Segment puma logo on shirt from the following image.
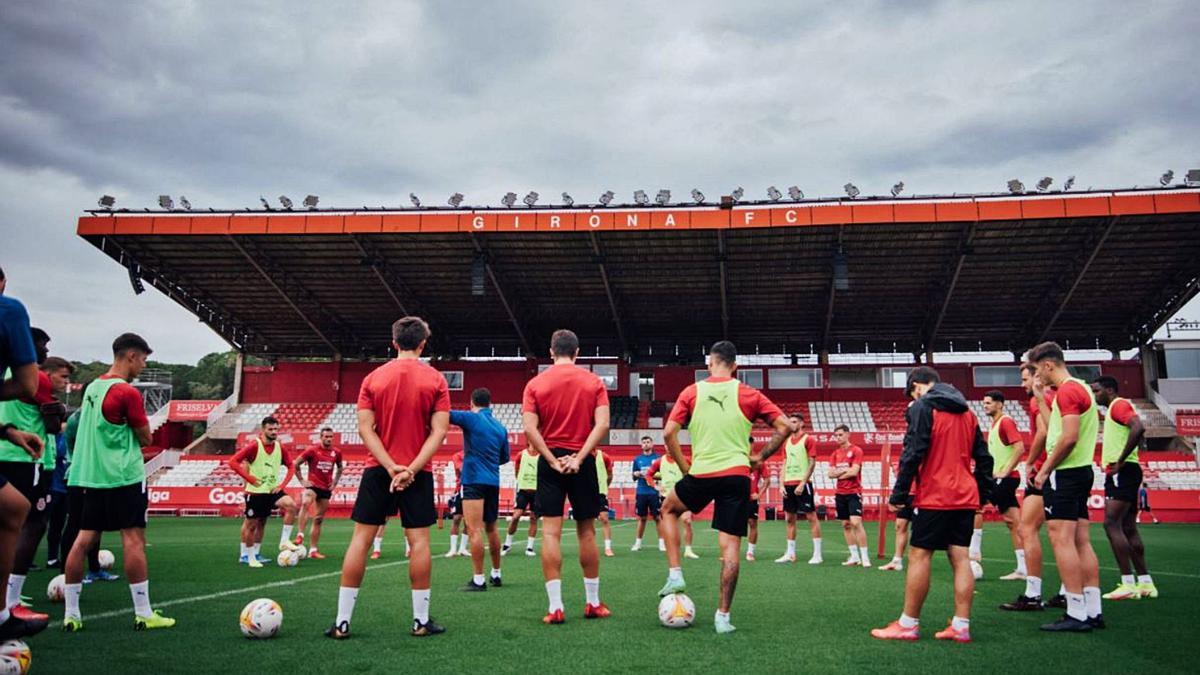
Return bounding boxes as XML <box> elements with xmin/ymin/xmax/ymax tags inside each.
<box><xmin>706</xmin><ymin>395</ymin><xmax>726</xmax><ymax>411</ymax></box>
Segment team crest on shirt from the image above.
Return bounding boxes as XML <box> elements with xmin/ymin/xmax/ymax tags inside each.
<box><xmin>247</xmin><ymin>508</ymin><xmax>255</xmax><ymax>517</ymax></box>
<box><xmin>37</xmin><ymin>497</ymin><xmax>47</xmax><ymax>511</ymax></box>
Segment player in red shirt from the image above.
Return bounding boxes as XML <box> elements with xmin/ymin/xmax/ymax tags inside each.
<box><xmin>829</xmin><ymin>425</ymin><xmax>870</xmax><ymax>567</ymax></box>
<box><xmin>522</xmin><ymin>329</ymin><xmax>610</xmax><ymax>624</ymax></box>
<box><xmin>881</xmin><ymin>401</ymin><xmax>916</xmax><ymax>572</ymax></box>
<box><xmin>871</xmin><ymin>367</ymin><xmax>992</xmax><ymax>643</ymax></box>
<box><xmin>291</xmin><ymin>427</ymin><xmax>344</xmax><ymax>559</ymax></box>
<box><xmin>1028</xmin><ymin>342</ymin><xmax>1104</xmax><ymax>632</ymax></box>
<box><xmin>981</xmin><ymin>390</ymin><xmax>1027</xmax><ymax>580</ymax></box>
<box><xmin>745</xmin><ymin>458</ymin><xmax>767</xmax><ymax>561</ymax></box>
<box><xmin>444</xmin><ymin>450</ymin><xmax>467</xmax><ymax>558</ymax></box>
<box><xmin>327</xmin><ymin>317</ymin><xmax>450</xmax><ymax>639</ymax></box>
<box><xmin>1002</xmin><ymin>362</ymin><xmax>1057</xmax><ymax>611</ymax></box>
<box><xmin>776</xmin><ymin>414</ymin><xmax>823</xmax><ymax>565</ymax></box>
<box><xmin>228</xmin><ymin>417</ymin><xmax>300</xmax><ymax>566</ymax></box>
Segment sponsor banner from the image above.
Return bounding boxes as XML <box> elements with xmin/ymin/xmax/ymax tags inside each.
<box><xmin>1176</xmin><ymin>411</ymin><xmax>1200</xmax><ymax>436</ymax></box>
<box><xmin>167</xmin><ymin>400</ymin><xmax>222</xmax><ymax>422</ymax></box>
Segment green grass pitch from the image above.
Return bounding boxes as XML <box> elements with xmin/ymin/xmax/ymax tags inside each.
<box><xmin>20</xmin><ymin>517</ymin><xmax>1199</xmax><ymax>673</ymax></box>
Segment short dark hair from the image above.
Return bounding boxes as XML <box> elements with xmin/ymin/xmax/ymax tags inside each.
<box><xmin>790</xmin><ymin>412</ymin><xmax>805</xmax><ymax>422</ymax></box>
<box><xmin>709</xmin><ymin>340</ymin><xmax>737</xmax><ymax>366</ymax></box>
<box><xmin>392</xmin><ymin>316</ymin><xmax>430</xmax><ymax>350</ymax></box>
<box><xmin>471</xmin><ymin>387</ymin><xmax>492</xmax><ymax>407</ymax></box>
<box><xmin>41</xmin><ymin>356</ymin><xmax>74</xmax><ymax>374</ymax></box>
<box><xmin>984</xmin><ymin>389</ymin><xmax>1005</xmax><ymax>403</ymax></box>
<box><xmin>834</xmin><ymin>423</ymin><xmax>850</xmax><ymax>433</ymax></box>
<box><xmin>112</xmin><ymin>332</ymin><xmax>152</xmax><ymax>357</ymax></box>
<box><xmin>905</xmin><ymin>366</ymin><xmax>940</xmax><ymax>397</ymax></box>
<box><xmin>320</xmin><ymin>426</ymin><xmax>334</xmax><ymax>433</ymax></box>
<box><xmin>1021</xmin><ymin>362</ymin><xmax>1037</xmax><ymax>375</ymax></box>
<box><xmin>262</xmin><ymin>416</ymin><xmax>280</xmax><ymax>427</ymax></box>
<box><xmin>641</xmin><ymin>435</ymin><xmax>653</xmax><ymax>442</ymax></box>
<box><xmin>1028</xmin><ymin>341</ymin><xmax>1065</xmax><ymax>364</ymax></box>
<box><xmin>550</xmin><ymin>329</ymin><xmax>579</xmax><ymax>357</ymax></box>
<box><xmin>31</xmin><ymin>327</ymin><xmax>50</xmax><ymax>344</ymax></box>
<box><xmin>1092</xmin><ymin>375</ymin><xmax>1119</xmax><ymax>393</ymax></box>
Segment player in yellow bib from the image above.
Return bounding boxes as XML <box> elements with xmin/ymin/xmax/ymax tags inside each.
<box><xmin>1028</xmin><ymin>342</ymin><xmax>1104</xmax><ymax>632</ymax></box>
<box><xmin>658</xmin><ymin>341</ymin><xmax>795</xmax><ymax>634</ymax></box>
<box><xmin>1090</xmin><ymin>376</ymin><xmax>1157</xmax><ymax>600</ymax></box>
<box><xmin>646</xmin><ymin>451</ymin><xmax>698</xmax><ymax>559</ymax></box>
<box><xmin>503</xmin><ymin>446</ymin><xmax>541</xmax><ymax>556</ymax></box>
<box><xmin>982</xmin><ymin>390</ymin><xmax>1027</xmax><ymax>580</ymax></box>
<box><xmin>228</xmin><ymin>417</ymin><xmax>299</xmax><ymax>568</ymax></box>
<box><xmin>775</xmin><ymin>414</ymin><xmax>823</xmax><ymax>564</ymax></box>
<box><xmin>595</xmin><ymin>448</ymin><xmax>615</xmax><ymax>557</ymax></box>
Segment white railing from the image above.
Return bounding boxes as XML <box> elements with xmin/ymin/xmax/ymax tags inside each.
<box><xmin>147</xmin><ymin>406</ymin><xmax>170</xmax><ymax>433</ymax></box>
<box><xmin>144</xmin><ymin>449</ymin><xmax>181</xmax><ymax>476</ymax></box>
<box><xmin>206</xmin><ymin>392</ymin><xmax>238</xmax><ymax>428</ymax></box>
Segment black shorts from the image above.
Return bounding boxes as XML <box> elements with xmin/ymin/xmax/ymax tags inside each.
<box><xmin>447</xmin><ymin>493</ymin><xmax>463</xmax><ymax>516</ymax></box>
<box><xmin>1024</xmin><ymin>480</ymin><xmax>1044</xmax><ymax>498</ymax></box>
<box><xmin>674</xmin><ymin>474</ymin><xmax>751</xmax><ymax>537</ymax></box>
<box><xmin>245</xmin><ymin>492</ymin><xmax>285</xmax><ymax>520</ymax></box>
<box><xmin>0</xmin><ymin>461</ymin><xmax>50</xmax><ymax>513</ymax></box>
<box><xmin>783</xmin><ymin>483</ymin><xmax>816</xmax><ymax>514</ymax></box>
<box><xmin>835</xmin><ymin>493</ymin><xmax>863</xmax><ymax>520</ymax></box>
<box><xmin>990</xmin><ymin>476</ymin><xmax>1020</xmax><ymax>512</ymax></box>
<box><xmin>461</xmin><ymin>483</ymin><xmax>500</xmax><ymax>524</ymax></box>
<box><xmin>896</xmin><ymin>504</ymin><xmax>915</xmax><ymax>520</ymax></box>
<box><xmin>307</xmin><ymin>487</ymin><xmax>333</xmax><ymax>501</ymax></box>
<box><xmin>351</xmin><ymin>466</ymin><xmax>437</xmax><ymax>528</ymax></box>
<box><xmin>1104</xmin><ymin>462</ymin><xmax>1143</xmax><ymax>503</ymax></box>
<box><xmin>514</xmin><ymin>489</ymin><xmax>537</xmax><ymax>513</ymax></box>
<box><xmin>597</xmin><ymin>494</ymin><xmax>609</xmax><ymax>513</ymax></box>
<box><xmin>1044</xmin><ymin>465</ymin><xmax>1093</xmax><ymax>521</ymax></box>
<box><xmin>635</xmin><ymin>493</ymin><xmax>661</xmax><ymax>518</ymax></box>
<box><xmin>910</xmin><ymin>508</ymin><xmax>974</xmax><ymax>551</ymax></box>
<box><xmin>748</xmin><ymin>500</ymin><xmax>760</xmax><ymax>520</ymax></box>
<box><xmin>534</xmin><ymin>449</ymin><xmax>601</xmax><ymax>521</ymax></box>
<box><xmin>79</xmin><ymin>483</ymin><xmax>147</xmax><ymax>531</ymax></box>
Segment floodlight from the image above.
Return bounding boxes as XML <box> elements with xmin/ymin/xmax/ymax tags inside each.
<box><xmin>787</xmin><ymin>186</ymin><xmax>803</xmax><ymax>201</ymax></box>
<box><xmin>279</xmin><ymin>195</ymin><xmax>293</xmax><ymax>209</ymax></box>
<box><xmin>730</xmin><ymin>187</ymin><xmax>744</xmax><ymax>202</ymax></box>
<box><xmin>691</xmin><ymin>189</ymin><xmax>705</xmax><ymax>204</ymax></box>
<box><xmin>303</xmin><ymin>195</ymin><xmax>318</xmax><ymax>209</ymax></box>
<box><xmin>523</xmin><ymin>191</ymin><xmax>539</xmax><ymax>207</ymax></box>
<box><xmin>599</xmin><ymin>190</ymin><xmax>614</xmax><ymax>206</ymax></box>
<box><xmin>448</xmin><ymin>193</ymin><xmax>464</xmax><ymax>207</ymax></box>
<box><xmin>561</xmin><ymin>192</ymin><xmax>574</xmax><ymax>207</ymax></box>
<box><xmin>501</xmin><ymin>192</ymin><xmax>518</xmax><ymax>207</ymax></box>
<box><xmin>1007</xmin><ymin>179</ymin><xmax>1024</xmax><ymax>194</ymax></box>
<box><xmin>655</xmin><ymin>189</ymin><xmax>670</xmax><ymax>206</ymax></box>
<box><xmin>890</xmin><ymin>181</ymin><xmax>904</xmax><ymax>197</ymax></box>
<box><xmin>1160</xmin><ymin>170</ymin><xmax>1174</xmax><ymax>187</ymax></box>
<box><xmin>98</xmin><ymin>195</ymin><xmax>115</xmax><ymax>209</ymax></box>
<box><xmin>766</xmin><ymin>186</ymin><xmax>782</xmax><ymax>201</ymax></box>
<box><xmin>1036</xmin><ymin>177</ymin><xmax>1053</xmax><ymax>192</ymax></box>
<box><xmin>843</xmin><ymin>183</ymin><xmax>860</xmax><ymax>199</ymax></box>
<box><xmin>158</xmin><ymin>195</ymin><xmax>173</xmax><ymax>210</ymax></box>
<box><xmin>409</xmin><ymin>193</ymin><xmax>421</xmax><ymax>207</ymax></box>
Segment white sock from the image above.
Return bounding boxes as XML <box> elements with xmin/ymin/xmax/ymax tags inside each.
<box><xmin>1137</xmin><ymin>574</ymin><xmax>1154</xmax><ymax>584</ymax></box>
<box><xmin>604</xmin><ymin>539</ymin><xmax>612</xmax><ymax>549</ymax></box>
<box><xmin>448</xmin><ymin>534</ymin><xmax>457</xmax><ymax>552</ymax></box>
<box><xmin>1066</xmin><ymin>592</ymin><xmax>1086</xmax><ymax>621</ymax></box>
<box><xmin>685</xmin><ymin>545</ymin><xmax>695</xmax><ymax>554</ymax></box>
<box><xmin>336</xmin><ymin>586</ymin><xmax>358</xmax><ymax>625</ymax></box>
<box><xmin>891</xmin><ymin>556</ymin><xmax>902</xmax><ymax>565</ymax></box>
<box><xmin>584</xmin><ymin>577</ymin><xmax>600</xmax><ymax>605</ymax></box>
<box><xmin>813</xmin><ymin>538</ymin><xmax>822</xmax><ymax>556</ymax></box>
<box><xmin>1121</xmin><ymin>574</ymin><xmax>1135</xmax><ymax>586</ymax></box>
<box><xmin>848</xmin><ymin>547</ymin><xmax>860</xmax><ymax>562</ymax></box>
<box><xmin>373</xmin><ymin>537</ymin><xmax>383</xmax><ymax>553</ymax></box>
<box><xmin>526</xmin><ymin>537</ymin><xmax>535</xmax><ymax>550</ymax></box>
<box><xmin>252</xmin><ymin>543</ymin><xmax>261</xmax><ymax>557</ymax></box>
<box><xmin>1059</xmin><ymin>583</ymin><xmax>1066</xmax><ymax>596</ymax></box>
<box><xmin>239</xmin><ymin>543</ymin><xmax>249</xmax><ymax>558</ymax></box>
<box><xmin>747</xmin><ymin>543</ymin><xmax>756</xmax><ymax>554</ymax></box>
<box><xmin>129</xmin><ymin>580</ymin><xmax>151</xmax><ymax>617</ymax></box>
<box><xmin>280</xmin><ymin>524</ymin><xmax>294</xmax><ymax>545</ymax></box>
<box><xmin>459</xmin><ymin>533</ymin><xmax>469</xmax><ymax>550</ymax></box>
<box><xmin>490</xmin><ymin>568</ymin><xmax>501</xmax><ymax>580</ymax></box>
<box><xmin>1025</xmin><ymin>575</ymin><xmax>1043</xmax><ymax>598</ymax></box>
<box><xmin>412</xmin><ymin>588</ymin><xmax>430</xmax><ymax>624</ymax></box>
<box><xmin>0</xmin><ymin>608</ymin><xmax>8</xmax><ymax>623</ymax></box>
<box><xmin>715</xmin><ymin>610</ymin><xmax>731</xmax><ymax>623</ymax></box>
<box><xmin>6</xmin><ymin>574</ymin><xmax>26</xmax><ymax>608</ymax></box>
<box><xmin>545</xmin><ymin>579</ymin><xmax>564</xmax><ymax>613</ymax></box>
<box><xmin>951</xmin><ymin>615</ymin><xmax>970</xmax><ymax>631</ymax></box>
<box><xmin>970</xmin><ymin>529</ymin><xmax>983</xmax><ymax>558</ymax></box>
<box><xmin>504</xmin><ymin>533</ymin><xmax>513</xmax><ymax>547</ymax></box>
<box><xmin>858</xmin><ymin>546</ymin><xmax>870</xmax><ymax>562</ymax></box>
<box><xmin>64</xmin><ymin>583</ymin><xmax>82</xmax><ymax>619</ymax></box>
<box><xmin>898</xmin><ymin>613</ymin><xmax>919</xmax><ymax>628</ymax></box>
<box><xmin>1015</xmin><ymin>549</ymin><xmax>1027</xmax><ymax>574</ymax></box>
<box><xmin>658</xmin><ymin>538</ymin><xmax>665</xmax><ymax>549</ymax></box>
<box><xmin>1083</xmin><ymin>586</ymin><xmax>1101</xmax><ymax>617</ymax></box>
<box><xmin>633</xmin><ymin>538</ymin><xmax>642</xmax><ymax>547</ymax></box>
<box><xmin>668</xmin><ymin>567</ymin><xmax>683</xmax><ymax>582</ymax></box>
<box><xmin>473</xmin><ymin>574</ymin><xmax>485</xmax><ymax>586</ymax></box>
<box><xmin>786</xmin><ymin>539</ymin><xmax>796</xmax><ymax>555</ymax></box>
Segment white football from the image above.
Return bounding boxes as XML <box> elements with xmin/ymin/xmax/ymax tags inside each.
<box><xmin>295</xmin><ymin>545</ymin><xmax>308</xmax><ymax>560</ymax></box>
<box><xmin>276</xmin><ymin>550</ymin><xmax>299</xmax><ymax>568</ymax></box>
<box><xmin>239</xmin><ymin>598</ymin><xmax>283</xmax><ymax>639</ymax></box>
<box><xmin>98</xmin><ymin>549</ymin><xmax>115</xmax><ymax>570</ymax></box>
<box><xmin>46</xmin><ymin>574</ymin><xmax>66</xmax><ymax>603</ymax></box>
<box><xmin>658</xmin><ymin>593</ymin><xmax>696</xmax><ymax>629</ymax></box>
<box><xmin>970</xmin><ymin>560</ymin><xmax>984</xmax><ymax>580</ymax></box>
<box><xmin>0</xmin><ymin>640</ymin><xmax>31</xmax><ymax>675</ymax></box>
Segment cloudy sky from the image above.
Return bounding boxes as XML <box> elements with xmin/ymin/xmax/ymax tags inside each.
<box><xmin>1</xmin><ymin>1</ymin><xmax>1197</xmax><ymax>363</ymax></box>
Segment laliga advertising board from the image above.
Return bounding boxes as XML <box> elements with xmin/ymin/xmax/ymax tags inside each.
<box><xmin>149</xmin><ymin>486</ymin><xmax>359</xmax><ymax>510</ymax></box>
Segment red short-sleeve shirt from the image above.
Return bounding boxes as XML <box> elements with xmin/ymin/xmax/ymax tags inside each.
<box><xmin>521</xmin><ymin>363</ymin><xmax>609</xmax><ymax>452</ymax></box>
<box><xmin>357</xmin><ymin>358</ymin><xmax>451</xmax><ymax>470</ymax></box>
<box><xmin>667</xmin><ymin>377</ymin><xmax>783</xmax><ymax>428</ymax></box>
<box><xmin>831</xmin><ymin>444</ymin><xmax>863</xmax><ymax>495</ymax></box>
<box><xmin>98</xmin><ymin>374</ymin><xmax>149</xmax><ymax>428</ymax></box>
<box><xmin>993</xmin><ymin>416</ymin><xmax>1022</xmax><ymax>477</ymax></box>
<box><xmin>1055</xmin><ymin>380</ymin><xmax>1093</xmax><ymax>417</ymax></box>
<box><xmin>1107</xmin><ymin>399</ymin><xmax>1137</xmax><ymax>426</ymax></box>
